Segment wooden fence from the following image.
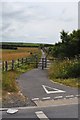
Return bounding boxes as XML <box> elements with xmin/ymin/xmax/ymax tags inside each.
<box><xmin>2</xmin><ymin>56</ymin><xmax>49</xmax><ymax>71</ymax></box>
<box><xmin>2</xmin><ymin>55</ymin><xmax>39</xmax><ymax>71</ymax></box>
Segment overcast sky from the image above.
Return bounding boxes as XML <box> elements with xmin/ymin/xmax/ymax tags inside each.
<box><xmin>0</xmin><ymin>1</ymin><xmax>78</xmax><ymax>44</ymax></box>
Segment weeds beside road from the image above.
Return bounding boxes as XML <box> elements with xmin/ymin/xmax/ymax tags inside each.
<box><xmin>48</xmin><ymin>58</ymin><xmax>80</xmax><ymax>88</ymax></box>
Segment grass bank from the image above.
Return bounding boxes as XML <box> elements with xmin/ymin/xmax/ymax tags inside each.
<box><xmin>2</xmin><ymin>59</ymin><xmax>40</xmax><ymax>107</ymax></box>
<box><xmin>48</xmin><ymin>58</ymin><xmax>80</xmax><ymax>88</ymax></box>
<box><xmin>2</xmin><ymin>63</ymin><xmax>35</xmax><ymax>93</ymax></box>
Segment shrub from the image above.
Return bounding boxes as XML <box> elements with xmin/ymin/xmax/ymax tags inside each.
<box><xmin>48</xmin><ymin>59</ymin><xmax>80</xmax><ymax>79</ymax></box>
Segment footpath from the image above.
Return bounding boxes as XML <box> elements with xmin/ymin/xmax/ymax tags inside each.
<box><xmin>2</xmin><ymin>50</ymin><xmax>79</xmax><ymax>108</ymax></box>
<box><xmin>16</xmin><ymin>50</ymin><xmax>78</xmax><ymax>107</ymax></box>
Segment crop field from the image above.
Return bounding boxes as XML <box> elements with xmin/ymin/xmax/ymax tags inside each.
<box><xmin>1</xmin><ymin>47</ymin><xmax>40</xmax><ymax>61</ymax></box>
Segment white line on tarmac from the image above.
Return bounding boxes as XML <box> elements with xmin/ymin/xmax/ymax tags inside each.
<box><xmin>35</xmin><ymin>111</ymin><xmax>49</xmax><ymax>119</ymax></box>
<box><xmin>32</xmin><ymin>98</ymin><xmax>39</xmax><ymax>101</ymax></box>
<box><xmin>42</xmin><ymin>85</ymin><xmax>65</xmax><ymax>94</ymax></box>
<box><xmin>75</xmin><ymin>95</ymin><xmax>80</xmax><ymax>97</ymax></box>
<box><xmin>1</xmin><ymin>102</ymin><xmax>78</xmax><ymax>111</ymax></box>
<box><xmin>42</xmin><ymin>97</ymin><xmax>50</xmax><ymax>100</ymax></box>
<box><xmin>66</xmin><ymin>95</ymin><xmax>74</xmax><ymax>98</ymax></box>
<box><xmin>54</xmin><ymin>96</ymin><xmax>63</xmax><ymax>99</ymax></box>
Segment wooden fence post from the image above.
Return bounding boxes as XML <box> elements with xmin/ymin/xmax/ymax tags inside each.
<box><xmin>2</xmin><ymin>61</ymin><xmax>4</xmax><ymax>71</ymax></box>
<box><xmin>36</xmin><ymin>56</ymin><xmax>38</xmax><ymax>68</ymax></box>
<box><xmin>12</xmin><ymin>60</ymin><xmax>14</xmax><ymax>70</ymax></box>
<box><xmin>22</xmin><ymin>58</ymin><xmax>23</xmax><ymax>64</ymax></box>
<box><xmin>5</xmin><ymin>61</ymin><xmax>8</xmax><ymax>71</ymax></box>
<box><xmin>42</xmin><ymin>58</ymin><xmax>44</xmax><ymax>70</ymax></box>
<box><xmin>45</xmin><ymin>57</ymin><xmax>47</xmax><ymax>68</ymax></box>
<box><xmin>18</xmin><ymin>59</ymin><xmax>19</xmax><ymax>67</ymax></box>
<box><xmin>26</xmin><ymin>58</ymin><xmax>27</xmax><ymax>63</ymax></box>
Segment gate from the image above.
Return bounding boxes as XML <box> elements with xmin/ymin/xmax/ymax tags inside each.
<box><xmin>38</xmin><ymin>57</ymin><xmax>48</xmax><ymax>70</ymax></box>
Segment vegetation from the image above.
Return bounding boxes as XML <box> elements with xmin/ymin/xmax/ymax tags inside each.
<box><xmin>2</xmin><ymin>47</ymin><xmax>41</xmax><ymax>93</ymax></box>
<box><xmin>0</xmin><ymin>42</ymin><xmax>53</xmax><ymax>49</ymax></box>
<box><xmin>48</xmin><ymin>29</ymin><xmax>80</xmax><ymax>59</ymax></box>
<box><xmin>2</xmin><ymin>63</ymin><xmax>35</xmax><ymax>92</ymax></box>
<box><xmin>1</xmin><ymin>42</ymin><xmax>40</xmax><ymax>49</ymax></box>
<box><xmin>48</xmin><ymin>59</ymin><xmax>80</xmax><ymax>79</ymax></box>
<box><xmin>1</xmin><ymin>47</ymin><xmax>40</xmax><ymax>61</ymax></box>
<box><xmin>47</xmin><ymin>29</ymin><xmax>80</xmax><ymax>87</ymax></box>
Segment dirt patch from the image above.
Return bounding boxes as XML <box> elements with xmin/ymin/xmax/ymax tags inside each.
<box><xmin>2</xmin><ymin>91</ymin><xmax>28</xmax><ymax>108</ymax></box>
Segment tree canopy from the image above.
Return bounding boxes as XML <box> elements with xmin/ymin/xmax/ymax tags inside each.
<box><xmin>49</xmin><ymin>29</ymin><xmax>80</xmax><ymax>59</ymax></box>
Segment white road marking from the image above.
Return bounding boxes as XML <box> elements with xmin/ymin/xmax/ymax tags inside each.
<box><xmin>32</xmin><ymin>98</ymin><xmax>39</xmax><ymax>101</ymax></box>
<box><xmin>75</xmin><ymin>95</ymin><xmax>80</xmax><ymax>97</ymax></box>
<box><xmin>54</xmin><ymin>96</ymin><xmax>63</xmax><ymax>99</ymax></box>
<box><xmin>35</xmin><ymin>111</ymin><xmax>49</xmax><ymax>119</ymax></box>
<box><xmin>66</xmin><ymin>95</ymin><xmax>74</xmax><ymax>98</ymax></box>
<box><xmin>42</xmin><ymin>97</ymin><xmax>50</xmax><ymax>100</ymax></box>
<box><xmin>7</xmin><ymin>109</ymin><xmax>18</xmax><ymax>114</ymax></box>
<box><xmin>1</xmin><ymin>99</ymin><xmax>78</xmax><ymax>111</ymax></box>
<box><xmin>42</xmin><ymin>85</ymin><xmax>65</xmax><ymax>94</ymax></box>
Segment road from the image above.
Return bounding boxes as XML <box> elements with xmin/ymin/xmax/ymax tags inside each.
<box><xmin>2</xmin><ymin>50</ymin><xmax>80</xmax><ymax>119</ymax></box>
<box><xmin>2</xmin><ymin>103</ymin><xmax>79</xmax><ymax>119</ymax></box>
<box><xmin>15</xmin><ymin>54</ymin><xmax>79</xmax><ymax>103</ymax></box>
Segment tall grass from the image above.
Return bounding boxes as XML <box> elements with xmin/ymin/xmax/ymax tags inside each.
<box><xmin>49</xmin><ymin>59</ymin><xmax>80</xmax><ymax>79</ymax></box>
<box><xmin>2</xmin><ymin>71</ymin><xmax>19</xmax><ymax>92</ymax></box>
<box><xmin>48</xmin><ymin>58</ymin><xmax>80</xmax><ymax>87</ymax></box>
<box><xmin>2</xmin><ymin>63</ymin><xmax>36</xmax><ymax>92</ymax></box>
<box><xmin>1</xmin><ymin>47</ymin><xmax>40</xmax><ymax>61</ymax></box>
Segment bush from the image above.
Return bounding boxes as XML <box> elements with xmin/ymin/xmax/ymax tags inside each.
<box><xmin>48</xmin><ymin>59</ymin><xmax>80</xmax><ymax>79</ymax></box>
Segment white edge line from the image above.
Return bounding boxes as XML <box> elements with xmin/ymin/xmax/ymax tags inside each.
<box><xmin>1</xmin><ymin>102</ymin><xmax>78</xmax><ymax>111</ymax></box>
<box><xmin>54</xmin><ymin>96</ymin><xmax>63</xmax><ymax>99</ymax></box>
<box><xmin>66</xmin><ymin>95</ymin><xmax>74</xmax><ymax>98</ymax></box>
<box><xmin>76</xmin><ymin>95</ymin><xmax>80</xmax><ymax>97</ymax></box>
<box><xmin>42</xmin><ymin>97</ymin><xmax>50</xmax><ymax>100</ymax></box>
<box><xmin>32</xmin><ymin>98</ymin><xmax>39</xmax><ymax>101</ymax></box>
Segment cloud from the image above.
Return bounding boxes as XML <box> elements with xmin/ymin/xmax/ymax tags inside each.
<box><xmin>1</xmin><ymin>2</ymin><xmax>78</xmax><ymax>44</ymax></box>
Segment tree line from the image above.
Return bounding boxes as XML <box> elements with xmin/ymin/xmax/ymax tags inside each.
<box><xmin>48</xmin><ymin>29</ymin><xmax>80</xmax><ymax>59</ymax></box>
<box><xmin>0</xmin><ymin>42</ymin><xmax>53</xmax><ymax>50</ymax></box>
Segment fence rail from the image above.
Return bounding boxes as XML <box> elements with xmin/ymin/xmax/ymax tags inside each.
<box><xmin>2</xmin><ymin>55</ymin><xmax>39</xmax><ymax>71</ymax></box>
<box><xmin>1</xmin><ymin>56</ymin><xmax>50</xmax><ymax>71</ymax></box>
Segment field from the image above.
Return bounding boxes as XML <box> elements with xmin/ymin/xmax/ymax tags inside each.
<box><xmin>1</xmin><ymin>47</ymin><xmax>40</xmax><ymax>61</ymax></box>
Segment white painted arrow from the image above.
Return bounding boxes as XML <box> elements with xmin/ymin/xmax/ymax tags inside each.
<box><xmin>42</xmin><ymin>85</ymin><xmax>65</xmax><ymax>94</ymax></box>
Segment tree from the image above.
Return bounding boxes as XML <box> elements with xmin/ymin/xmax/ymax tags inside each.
<box><xmin>60</xmin><ymin>30</ymin><xmax>70</xmax><ymax>43</ymax></box>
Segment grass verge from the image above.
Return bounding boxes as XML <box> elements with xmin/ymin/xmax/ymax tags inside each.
<box><xmin>50</xmin><ymin>78</ymin><xmax>80</xmax><ymax>88</ymax></box>
<box><xmin>2</xmin><ymin>63</ymin><xmax>36</xmax><ymax>107</ymax></box>
<box><xmin>48</xmin><ymin>58</ymin><xmax>80</xmax><ymax>88</ymax></box>
<box><xmin>2</xmin><ymin>63</ymin><xmax>36</xmax><ymax>92</ymax></box>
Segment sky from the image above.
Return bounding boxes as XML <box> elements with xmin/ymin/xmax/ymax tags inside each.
<box><xmin>0</xmin><ymin>1</ymin><xmax>78</xmax><ymax>44</ymax></box>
